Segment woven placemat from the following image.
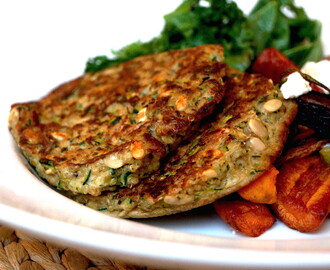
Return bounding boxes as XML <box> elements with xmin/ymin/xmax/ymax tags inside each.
<box><xmin>0</xmin><ymin>225</ymin><xmax>158</xmax><ymax>270</ymax></box>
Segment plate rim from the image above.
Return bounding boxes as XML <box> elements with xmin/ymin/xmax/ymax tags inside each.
<box><xmin>1</xmin><ymin>200</ymin><xmax>330</xmax><ymax>270</ymax></box>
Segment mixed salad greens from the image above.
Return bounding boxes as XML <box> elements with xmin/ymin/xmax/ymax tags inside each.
<box><xmin>85</xmin><ymin>0</ymin><xmax>323</xmax><ymax>73</ymax></box>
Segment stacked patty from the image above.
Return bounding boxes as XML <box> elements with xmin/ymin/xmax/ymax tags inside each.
<box><xmin>8</xmin><ymin>45</ymin><xmax>228</xmax><ymax>196</ymax></box>
<box><xmin>8</xmin><ymin>45</ymin><xmax>297</xmax><ymax>218</ymax></box>
<box><xmin>71</xmin><ymin>72</ymin><xmax>297</xmax><ymax>218</ymax></box>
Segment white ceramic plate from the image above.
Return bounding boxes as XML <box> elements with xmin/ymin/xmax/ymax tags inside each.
<box><xmin>1</xmin><ymin>1</ymin><xmax>329</xmax><ymax>269</ymax></box>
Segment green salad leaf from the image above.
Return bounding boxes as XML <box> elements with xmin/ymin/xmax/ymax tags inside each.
<box><xmin>247</xmin><ymin>0</ymin><xmax>323</xmax><ymax>67</ymax></box>
<box><xmin>85</xmin><ymin>0</ymin><xmax>323</xmax><ymax>73</ymax></box>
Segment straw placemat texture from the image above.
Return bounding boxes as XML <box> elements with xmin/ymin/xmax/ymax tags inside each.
<box><xmin>0</xmin><ymin>225</ymin><xmax>159</xmax><ymax>270</ymax></box>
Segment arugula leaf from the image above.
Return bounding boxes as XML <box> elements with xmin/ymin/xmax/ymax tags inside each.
<box><xmin>247</xmin><ymin>1</ymin><xmax>278</xmax><ymax>55</ymax></box>
<box><xmin>248</xmin><ymin>0</ymin><xmax>323</xmax><ymax>67</ymax></box>
<box><xmin>85</xmin><ymin>0</ymin><xmax>252</xmax><ymax>72</ymax></box>
<box><xmin>85</xmin><ymin>0</ymin><xmax>323</xmax><ymax>73</ymax></box>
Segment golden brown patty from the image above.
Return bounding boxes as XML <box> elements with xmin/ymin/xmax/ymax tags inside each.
<box><xmin>71</xmin><ymin>72</ymin><xmax>298</xmax><ymax>218</ymax></box>
<box><xmin>8</xmin><ymin>45</ymin><xmax>229</xmax><ymax>196</ymax></box>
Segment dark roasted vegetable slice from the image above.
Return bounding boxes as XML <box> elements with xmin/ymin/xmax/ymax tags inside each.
<box><xmin>296</xmin><ymin>92</ymin><xmax>330</xmax><ymax>139</ymax></box>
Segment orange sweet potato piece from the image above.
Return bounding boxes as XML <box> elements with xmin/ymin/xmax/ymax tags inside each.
<box><xmin>272</xmin><ymin>155</ymin><xmax>330</xmax><ymax>232</ymax></box>
<box><xmin>214</xmin><ymin>198</ymin><xmax>276</xmax><ymax>237</ymax></box>
<box><xmin>238</xmin><ymin>166</ymin><xmax>279</xmax><ymax>204</ymax></box>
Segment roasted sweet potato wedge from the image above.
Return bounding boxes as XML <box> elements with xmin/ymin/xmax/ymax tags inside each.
<box><xmin>214</xmin><ymin>198</ymin><xmax>276</xmax><ymax>237</ymax></box>
<box><xmin>272</xmin><ymin>155</ymin><xmax>330</xmax><ymax>232</ymax></box>
<box><xmin>238</xmin><ymin>166</ymin><xmax>278</xmax><ymax>204</ymax></box>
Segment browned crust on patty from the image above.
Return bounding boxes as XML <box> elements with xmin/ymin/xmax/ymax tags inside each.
<box><xmin>8</xmin><ymin>45</ymin><xmax>229</xmax><ymax>196</ymax></box>
<box><xmin>71</xmin><ymin>73</ymin><xmax>298</xmax><ymax>218</ymax></box>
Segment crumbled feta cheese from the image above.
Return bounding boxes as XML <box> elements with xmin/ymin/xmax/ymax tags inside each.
<box><xmin>280</xmin><ymin>71</ymin><xmax>312</xmax><ymax>99</ymax></box>
<box><xmin>301</xmin><ymin>60</ymin><xmax>330</xmax><ymax>92</ymax></box>
<box><xmin>280</xmin><ymin>59</ymin><xmax>330</xmax><ymax>99</ymax></box>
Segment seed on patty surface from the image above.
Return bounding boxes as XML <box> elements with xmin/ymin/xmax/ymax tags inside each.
<box><xmin>50</xmin><ymin>131</ymin><xmax>69</xmax><ymax>141</ymax></box>
<box><xmin>202</xmin><ymin>168</ymin><xmax>218</xmax><ymax>179</ymax></box>
<box><xmin>263</xmin><ymin>99</ymin><xmax>282</xmax><ymax>112</ymax></box>
<box><xmin>175</xmin><ymin>95</ymin><xmax>188</xmax><ymax>111</ymax></box>
<box><xmin>130</xmin><ymin>141</ymin><xmax>145</xmax><ymax>160</ymax></box>
<box><xmin>104</xmin><ymin>155</ymin><xmax>124</xmax><ymax>169</ymax></box>
<box><xmin>249</xmin><ymin>137</ymin><xmax>266</xmax><ymax>151</ymax></box>
<box><xmin>9</xmin><ymin>107</ymin><xmax>19</xmax><ymax>124</ymax></box>
<box><xmin>248</xmin><ymin>119</ymin><xmax>268</xmax><ymax>138</ymax></box>
<box><xmin>135</xmin><ymin>108</ymin><xmax>147</xmax><ymax>123</ymax></box>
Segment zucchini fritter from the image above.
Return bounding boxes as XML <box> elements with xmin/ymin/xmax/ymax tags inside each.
<box><xmin>72</xmin><ymin>73</ymin><xmax>297</xmax><ymax>218</ymax></box>
<box><xmin>8</xmin><ymin>45</ymin><xmax>228</xmax><ymax>196</ymax></box>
